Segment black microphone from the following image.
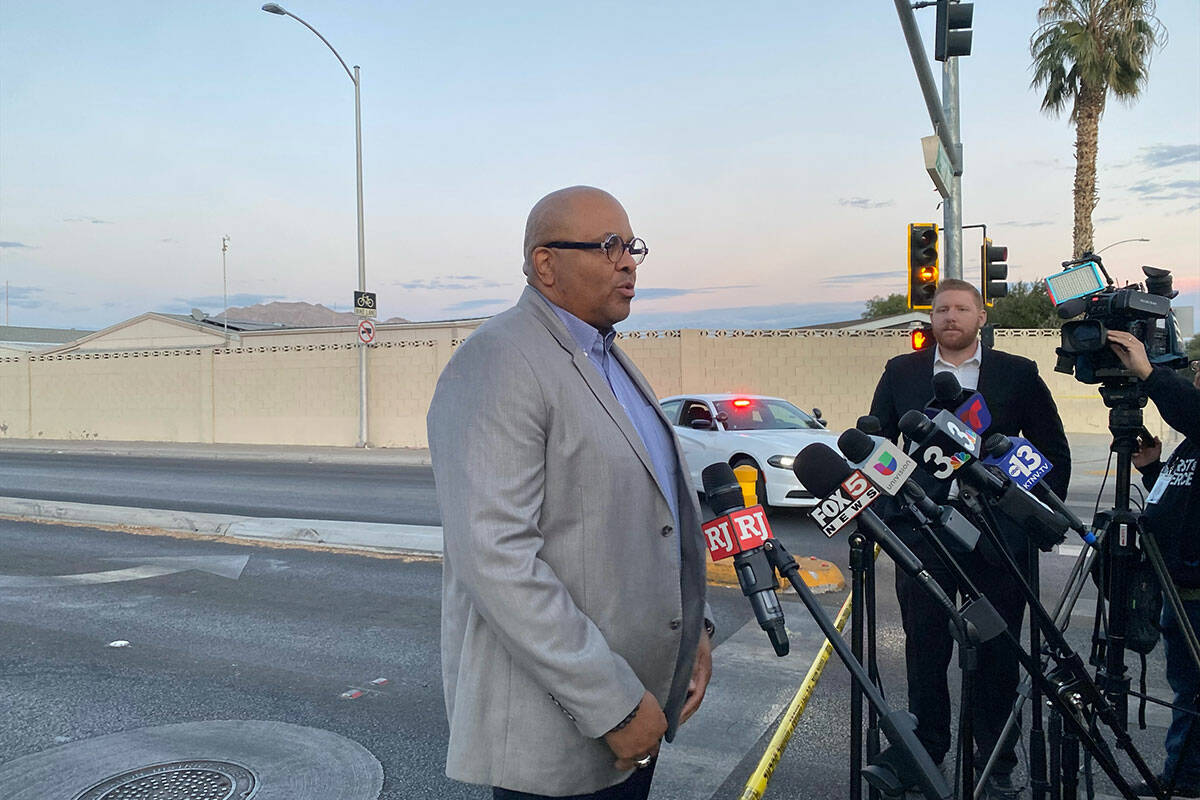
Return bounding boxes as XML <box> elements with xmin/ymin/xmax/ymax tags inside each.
<box><xmin>794</xmin><ymin>444</ymin><xmax>955</xmax><ymax>611</ymax></box>
<box><xmin>984</xmin><ymin>433</ymin><xmax>1096</xmax><ymax>546</ymax></box>
<box><xmin>899</xmin><ymin>410</ymin><xmax>1070</xmax><ymax>549</ymax></box>
<box><xmin>930</xmin><ymin>370</ymin><xmax>968</xmax><ymax>410</ymax></box>
<box><xmin>701</xmin><ymin>463</ymin><xmax>789</xmax><ymax>656</ymax></box>
<box><xmin>837</xmin><ymin>427</ymin><xmax>982</xmax><ymax>553</ymax></box>
<box><xmin>856</xmin><ymin>415</ymin><xmax>882</xmax><ymax>435</ymax></box>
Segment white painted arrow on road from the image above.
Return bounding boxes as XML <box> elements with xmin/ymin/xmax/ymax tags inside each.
<box><xmin>0</xmin><ymin>555</ymin><xmax>250</xmax><ymax>589</ymax></box>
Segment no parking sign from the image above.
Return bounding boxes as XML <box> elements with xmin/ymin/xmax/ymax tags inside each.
<box><xmin>357</xmin><ymin>319</ymin><xmax>375</xmax><ymax>345</ymax></box>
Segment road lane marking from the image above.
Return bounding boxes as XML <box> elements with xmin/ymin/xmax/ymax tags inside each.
<box><xmin>0</xmin><ymin>554</ymin><xmax>249</xmax><ymax>589</ymax></box>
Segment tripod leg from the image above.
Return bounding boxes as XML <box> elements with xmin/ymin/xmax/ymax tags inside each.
<box><xmin>866</xmin><ymin>543</ymin><xmax>883</xmax><ymax>800</ymax></box>
<box><xmin>851</xmin><ymin>533</ymin><xmax>866</xmax><ymax>800</ymax></box>
<box><xmin>1049</xmin><ymin>711</ymin><xmax>1063</xmax><ymax>800</ymax></box>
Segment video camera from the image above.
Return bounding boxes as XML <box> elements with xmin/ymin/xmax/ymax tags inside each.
<box><xmin>1045</xmin><ymin>254</ymin><xmax>1188</xmax><ymax>383</ymax></box>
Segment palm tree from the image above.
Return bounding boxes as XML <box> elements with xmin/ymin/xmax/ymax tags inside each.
<box><xmin>1029</xmin><ymin>0</ymin><xmax>1165</xmax><ymax>257</ymax></box>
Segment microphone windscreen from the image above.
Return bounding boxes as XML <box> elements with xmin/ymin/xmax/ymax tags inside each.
<box><xmin>702</xmin><ymin>462</ymin><xmax>746</xmax><ymax>517</ymax></box>
<box><xmin>793</xmin><ymin>443</ymin><xmax>854</xmax><ymax>498</ymax></box>
<box><xmin>983</xmin><ymin>433</ymin><xmax>1012</xmax><ymax>457</ymax></box>
<box><xmin>899</xmin><ymin>409</ymin><xmax>933</xmax><ymax>439</ymax></box>
<box><xmin>837</xmin><ymin>428</ymin><xmax>875</xmax><ymax>463</ymax></box>
<box><xmin>932</xmin><ymin>371</ymin><xmax>962</xmax><ymax>404</ymax></box>
<box><xmin>856</xmin><ymin>415</ymin><xmax>882</xmax><ymax>434</ymax></box>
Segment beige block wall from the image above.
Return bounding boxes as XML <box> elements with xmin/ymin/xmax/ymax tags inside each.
<box><xmin>0</xmin><ymin>325</ymin><xmax>1171</xmax><ymax>447</ymax></box>
<box><xmin>28</xmin><ymin>350</ymin><xmax>210</xmax><ymax>441</ymax></box>
<box><xmin>0</xmin><ymin>357</ymin><xmax>30</xmax><ymax>437</ymax></box>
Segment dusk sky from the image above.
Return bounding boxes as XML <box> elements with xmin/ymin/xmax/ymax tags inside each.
<box><xmin>2</xmin><ymin>1</ymin><xmax>1197</xmax><ymax>332</ymax></box>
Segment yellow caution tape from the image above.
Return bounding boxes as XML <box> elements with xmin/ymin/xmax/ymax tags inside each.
<box><xmin>738</xmin><ymin>545</ymin><xmax>877</xmax><ymax>800</ymax></box>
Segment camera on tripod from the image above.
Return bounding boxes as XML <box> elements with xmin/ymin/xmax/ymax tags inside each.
<box><xmin>1044</xmin><ymin>254</ymin><xmax>1189</xmax><ymax>384</ymax></box>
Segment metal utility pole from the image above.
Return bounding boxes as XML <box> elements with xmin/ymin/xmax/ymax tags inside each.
<box><xmin>895</xmin><ymin>0</ymin><xmax>973</xmax><ymax>280</ymax></box>
<box><xmin>942</xmin><ymin>58</ymin><xmax>963</xmax><ymax>279</ymax></box>
<box><xmin>263</xmin><ymin>2</ymin><xmax>370</xmax><ymax>448</ymax></box>
<box><xmin>221</xmin><ymin>235</ymin><xmax>230</xmax><ymax>339</ymax></box>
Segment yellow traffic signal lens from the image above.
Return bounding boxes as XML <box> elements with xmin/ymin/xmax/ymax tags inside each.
<box><xmin>919</xmin><ymin>266</ymin><xmax>937</xmax><ymax>282</ymax></box>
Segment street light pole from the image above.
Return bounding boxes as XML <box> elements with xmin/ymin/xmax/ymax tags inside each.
<box><xmin>262</xmin><ymin>3</ymin><xmax>369</xmax><ymax>447</ymax></box>
<box><xmin>1095</xmin><ymin>238</ymin><xmax>1150</xmax><ymax>255</ymax></box>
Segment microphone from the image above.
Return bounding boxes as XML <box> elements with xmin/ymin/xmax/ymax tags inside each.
<box><xmin>954</xmin><ymin>391</ymin><xmax>993</xmax><ymax>434</ymax></box>
<box><xmin>838</xmin><ymin>427</ymin><xmax>982</xmax><ymax>553</ymax></box>
<box><xmin>984</xmin><ymin>433</ymin><xmax>1096</xmax><ymax>546</ymax></box>
<box><xmin>836</xmin><ymin>427</ymin><xmax>919</xmax><ymax>496</ymax></box>
<box><xmin>899</xmin><ymin>410</ymin><xmax>1070</xmax><ymax>550</ymax></box>
<box><xmin>856</xmin><ymin>415</ymin><xmax>882</xmax><ymax>435</ymax></box>
<box><xmin>795</xmin><ymin>443</ymin><xmax>941</xmax><ymax>587</ymax></box>
<box><xmin>701</xmin><ymin>463</ymin><xmax>789</xmax><ymax>656</ymax></box>
<box><xmin>930</xmin><ymin>370</ymin><xmax>968</xmax><ymax>411</ymax></box>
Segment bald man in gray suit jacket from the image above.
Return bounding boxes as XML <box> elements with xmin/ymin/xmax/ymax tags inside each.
<box><xmin>427</xmin><ymin>187</ymin><xmax>713</xmax><ymax>799</ymax></box>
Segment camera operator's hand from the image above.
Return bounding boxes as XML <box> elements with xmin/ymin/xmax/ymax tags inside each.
<box><xmin>1107</xmin><ymin>330</ymin><xmax>1153</xmax><ymax>380</ymax></box>
<box><xmin>1133</xmin><ymin>434</ymin><xmax>1162</xmax><ymax>469</ymax></box>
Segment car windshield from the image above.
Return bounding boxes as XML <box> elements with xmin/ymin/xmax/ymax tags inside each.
<box><xmin>714</xmin><ymin>398</ymin><xmax>822</xmax><ymax>431</ymax></box>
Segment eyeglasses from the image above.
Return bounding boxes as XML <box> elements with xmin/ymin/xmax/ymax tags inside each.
<box><xmin>540</xmin><ymin>234</ymin><xmax>649</xmax><ymax>265</ymax></box>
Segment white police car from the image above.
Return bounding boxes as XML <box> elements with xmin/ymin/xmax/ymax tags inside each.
<box><xmin>659</xmin><ymin>393</ymin><xmax>841</xmax><ymax>509</ymax></box>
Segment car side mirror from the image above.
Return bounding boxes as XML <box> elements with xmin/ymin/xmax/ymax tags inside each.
<box><xmin>690</xmin><ymin>419</ymin><xmax>714</xmax><ymax>430</ymax></box>
<box><xmin>812</xmin><ymin>408</ymin><xmax>828</xmax><ymax>427</ymax></box>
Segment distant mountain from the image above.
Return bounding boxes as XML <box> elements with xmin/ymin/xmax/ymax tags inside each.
<box><xmin>213</xmin><ymin>301</ymin><xmax>408</xmax><ymax>327</ymax></box>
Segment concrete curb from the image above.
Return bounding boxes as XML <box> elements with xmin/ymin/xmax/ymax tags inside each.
<box><xmin>0</xmin><ymin>497</ymin><xmax>443</xmax><ymax>555</ymax></box>
<box><xmin>0</xmin><ymin>439</ymin><xmax>432</xmax><ymax>467</ymax></box>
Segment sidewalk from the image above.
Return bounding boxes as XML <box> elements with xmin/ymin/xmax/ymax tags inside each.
<box><xmin>0</xmin><ymin>437</ymin><xmax>431</xmax><ymax>466</ymax></box>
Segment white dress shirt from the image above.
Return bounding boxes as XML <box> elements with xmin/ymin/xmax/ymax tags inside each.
<box><xmin>933</xmin><ymin>340</ymin><xmax>983</xmax><ymax>391</ymax></box>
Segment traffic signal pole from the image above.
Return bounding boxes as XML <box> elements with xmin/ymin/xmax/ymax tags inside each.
<box><xmin>942</xmin><ymin>57</ymin><xmax>963</xmax><ymax>279</ymax></box>
<box><xmin>894</xmin><ymin>0</ymin><xmax>972</xmax><ymax>280</ymax></box>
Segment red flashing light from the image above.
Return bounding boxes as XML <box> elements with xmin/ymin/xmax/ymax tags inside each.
<box><xmin>732</xmin><ymin>399</ymin><xmax>752</xmax><ymax>408</ymax></box>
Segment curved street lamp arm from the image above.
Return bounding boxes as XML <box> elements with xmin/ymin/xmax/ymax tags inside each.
<box><xmin>279</xmin><ymin>10</ymin><xmax>356</xmax><ymax>84</ymax></box>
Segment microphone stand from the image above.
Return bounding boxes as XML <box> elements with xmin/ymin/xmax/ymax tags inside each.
<box><xmin>956</xmin><ymin>488</ymin><xmax>1162</xmax><ymax>799</ymax></box>
<box><xmin>849</xmin><ymin>533</ymin><xmax>884</xmax><ymax>800</ymax></box>
<box><xmin>977</xmin><ymin>528</ymin><xmax>1103</xmax><ymax>797</ymax></box>
<box><xmin>849</xmin><ymin>531</ymin><xmax>867</xmax><ymax>800</ymax></box>
<box><xmin>762</xmin><ymin>537</ymin><xmax>953</xmax><ymax>800</ymax></box>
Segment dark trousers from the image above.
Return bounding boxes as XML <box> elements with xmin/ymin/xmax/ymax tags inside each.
<box><xmin>493</xmin><ymin>763</ymin><xmax>656</xmax><ymax>800</ymax></box>
<box><xmin>1162</xmin><ymin>597</ymin><xmax>1200</xmax><ymax>789</ymax></box>
<box><xmin>895</xmin><ymin>536</ymin><xmax>1028</xmax><ymax>775</ymax></box>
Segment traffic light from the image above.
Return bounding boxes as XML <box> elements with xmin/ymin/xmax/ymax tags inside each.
<box><xmin>935</xmin><ymin>0</ymin><xmax>974</xmax><ymax>61</ymax></box>
<box><xmin>911</xmin><ymin>324</ymin><xmax>933</xmax><ymax>351</ymax></box>
<box><xmin>981</xmin><ymin>238</ymin><xmax>1008</xmax><ymax>306</ymax></box>
<box><xmin>908</xmin><ymin>223</ymin><xmax>939</xmax><ymax>310</ymax></box>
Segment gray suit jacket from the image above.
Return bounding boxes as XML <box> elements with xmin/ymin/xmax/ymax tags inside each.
<box><xmin>427</xmin><ymin>287</ymin><xmax>708</xmax><ymax>795</ymax></box>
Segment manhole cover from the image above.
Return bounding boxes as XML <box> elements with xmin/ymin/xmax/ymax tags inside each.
<box><xmin>73</xmin><ymin>760</ymin><xmax>256</xmax><ymax>800</ymax></box>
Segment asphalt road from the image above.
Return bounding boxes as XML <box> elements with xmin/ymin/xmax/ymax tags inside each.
<box><xmin>0</xmin><ymin>441</ymin><xmax>1180</xmax><ymax>799</ymax></box>
<box><xmin>0</xmin><ymin>451</ymin><xmax>441</xmax><ymax>525</ymax></box>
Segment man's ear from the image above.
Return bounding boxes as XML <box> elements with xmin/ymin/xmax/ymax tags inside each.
<box><xmin>531</xmin><ymin>246</ymin><xmax>556</xmax><ymax>287</ymax></box>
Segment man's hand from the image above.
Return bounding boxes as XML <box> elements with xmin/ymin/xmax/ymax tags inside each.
<box><xmin>1133</xmin><ymin>434</ymin><xmax>1163</xmax><ymax>470</ymax></box>
<box><xmin>678</xmin><ymin>632</ymin><xmax>712</xmax><ymax>726</ymax></box>
<box><xmin>1107</xmin><ymin>330</ymin><xmax>1153</xmax><ymax>380</ymax></box>
<box><xmin>604</xmin><ymin>691</ymin><xmax>667</xmax><ymax>771</ymax></box>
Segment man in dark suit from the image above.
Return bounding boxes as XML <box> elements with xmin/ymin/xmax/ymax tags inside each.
<box><xmin>869</xmin><ymin>279</ymin><xmax>1071</xmax><ymax>800</ymax></box>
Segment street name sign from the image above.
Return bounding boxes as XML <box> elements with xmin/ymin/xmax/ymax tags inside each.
<box><xmin>921</xmin><ymin>135</ymin><xmax>953</xmax><ymax>199</ymax></box>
